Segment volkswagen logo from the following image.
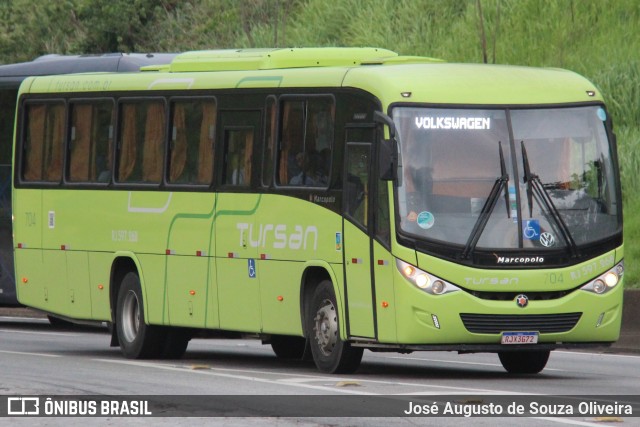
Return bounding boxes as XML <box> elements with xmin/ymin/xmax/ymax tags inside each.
<box><xmin>539</xmin><ymin>232</ymin><xmax>555</xmax><ymax>247</ymax></box>
<box><xmin>515</xmin><ymin>294</ymin><xmax>529</xmax><ymax>308</ymax></box>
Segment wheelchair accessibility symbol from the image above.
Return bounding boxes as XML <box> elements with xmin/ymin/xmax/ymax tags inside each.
<box><xmin>248</xmin><ymin>259</ymin><xmax>256</xmax><ymax>278</ymax></box>
<box><xmin>522</xmin><ymin>219</ymin><xmax>540</xmax><ymax>240</ymax></box>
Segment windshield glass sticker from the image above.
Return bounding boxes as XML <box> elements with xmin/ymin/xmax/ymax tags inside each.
<box><xmin>470</xmin><ymin>198</ymin><xmax>484</xmax><ymax>216</ymax></box>
<box><xmin>417</xmin><ymin>211</ymin><xmax>435</xmax><ymax>229</ymax></box>
<box><xmin>522</xmin><ymin>219</ymin><xmax>540</xmax><ymax>240</ymax></box>
<box><xmin>509</xmin><ymin>186</ymin><xmax>518</xmax><ymax>223</ymax></box>
<box><xmin>539</xmin><ymin>232</ymin><xmax>556</xmax><ymax>247</ymax></box>
<box><xmin>597</xmin><ymin>108</ymin><xmax>607</xmax><ymax>121</ymax></box>
<box><xmin>415</xmin><ymin>116</ymin><xmax>491</xmax><ymax>130</ymax></box>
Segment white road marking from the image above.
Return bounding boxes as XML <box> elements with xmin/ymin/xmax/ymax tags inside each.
<box><xmin>555</xmin><ymin>350</ymin><xmax>640</xmax><ymax>359</ymax></box>
<box><xmin>0</xmin><ymin>349</ymin><xmax>61</xmax><ymax>358</ymax></box>
<box><xmin>0</xmin><ymin>328</ymin><xmax>83</xmax><ymax>337</ymax></box>
<box><xmin>93</xmin><ymin>359</ymin><xmax>377</xmax><ymax>395</ymax></box>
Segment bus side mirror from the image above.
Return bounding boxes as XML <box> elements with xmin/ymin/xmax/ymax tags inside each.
<box><xmin>374</xmin><ymin>111</ymin><xmax>397</xmax><ymax>181</ymax></box>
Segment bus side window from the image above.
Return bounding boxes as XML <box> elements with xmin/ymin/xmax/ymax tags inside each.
<box><xmin>168</xmin><ymin>98</ymin><xmax>216</xmax><ymax>185</ymax></box>
<box><xmin>223</xmin><ymin>128</ymin><xmax>253</xmax><ymax>186</ymax></box>
<box><xmin>277</xmin><ymin>97</ymin><xmax>333</xmax><ymax>187</ymax></box>
<box><xmin>278</xmin><ymin>101</ymin><xmax>304</xmax><ymax>185</ymax></box>
<box><xmin>345</xmin><ymin>144</ymin><xmax>370</xmax><ymax>227</ymax></box>
<box><xmin>22</xmin><ymin>102</ymin><xmax>65</xmax><ymax>182</ymax></box>
<box><xmin>68</xmin><ymin>101</ymin><xmax>114</xmax><ymax>183</ymax></box>
<box><xmin>117</xmin><ymin>100</ymin><xmax>165</xmax><ymax>184</ymax></box>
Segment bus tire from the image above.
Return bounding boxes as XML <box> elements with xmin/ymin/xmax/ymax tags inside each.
<box><xmin>270</xmin><ymin>335</ymin><xmax>307</xmax><ymax>359</ymax></box>
<box><xmin>498</xmin><ymin>350</ymin><xmax>550</xmax><ymax>374</ymax></box>
<box><xmin>116</xmin><ymin>272</ymin><xmax>165</xmax><ymax>359</ymax></box>
<box><xmin>306</xmin><ymin>280</ymin><xmax>363</xmax><ymax>374</ymax></box>
<box><xmin>161</xmin><ymin>328</ymin><xmax>190</xmax><ymax>359</ymax></box>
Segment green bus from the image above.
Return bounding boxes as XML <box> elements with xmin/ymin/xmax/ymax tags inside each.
<box><xmin>0</xmin><ymin>53</ymin><xmax>176</xmax><ymax>306</ymax></box>
<box><xmin>12</xmin><ymin>48</ymin><xmax>623</xmax><ymax>374</ymax></box>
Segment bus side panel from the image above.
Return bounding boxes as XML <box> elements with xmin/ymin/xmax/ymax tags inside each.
<box><xmin>205</xmin><ymin>256</ymin><xmax>220</xmax><ymax>329</ymax></box>
<box><xmin>12</xmin><ymin>189</ymin><xmax>41</xmax><ymax>250</ymax></box>
<box><xmin>14</xmin><ymin>249</ymin><xmax>44</xmax><ymax>309</ymax></box>
<box><xmin>215</xmin><ymin>193</ymin><xmax>261</xmax><ymax>333</ymax></box>
<box><xmin>88</xmin><ymin>251</ymin><xmax>112</xmax><ymax>321</ymax></box>
<box><xmin>256</xmin><ymin>194</ymin><xmax>342</xmax><ymax>336</ymax></box>
<box><xmin>343</xmin><ymin>220</ymin><xmax>375</xmax><ymax>338</ymax></box>
<box><xmin>166</xmin><ymin>256</ymin><xmax>208</xmax><ymax>328</ymax></box>
<box><xmin>109</xmin><ymin>191</ymin><xmax>174</xmax><ymax>326</ymax></box>
<box><xmin>373</xmin><ymin>240</ymin><xmax>397</xmax><ymax>343</ymax></box>
<box><xmin>13</xmin><ymin>188</ymin><xmax>43</xmax><ymax>308</ymax></box>
<box><xmin>40</xmin><ymin>190</ymin><xmax>81</xmax><ymax>318</ymax></box>
<box><xmin>65</xmin><ymin>251</ymin><xmax>92</xmax><ymax>319</ymax></box>
<box><xmin>136</xmin><ymin>253</ymin><xmax>167</xmax><ymax>326</ymax></box>
<box><xmin>165</xmin><ymin>193</ymin><xmax>215</xmax><ymax>329</ymax></box>
<box><xmin>258</xmin><ymin>259</ymin><xmax>304</xmax><ymax>335</ymax></box>
<box><xmin>41</xmin><ymin>249</ymin><xmax>68</xmax><ymax>316</ymax></box>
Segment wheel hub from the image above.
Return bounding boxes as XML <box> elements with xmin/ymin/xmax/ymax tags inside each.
<box><xmin>313</xmin><ymin>299</ymin><xmax>338</xmax><ymax>356</ymax></box>
<box><xmin>121</xmin><ymin>290</ymin><xmax>140</xmax><ymax>343</ymax></box>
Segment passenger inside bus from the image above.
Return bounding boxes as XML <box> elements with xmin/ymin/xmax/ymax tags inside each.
<box><xmin>289</xmin><ymin>151</ymin><xmax>327</xmax><ymax>186</ymax></box>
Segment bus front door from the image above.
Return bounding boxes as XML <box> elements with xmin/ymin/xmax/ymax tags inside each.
<box><xmin>343</xmin><ymin>134</ymin><xmax>376</xmax><ymax>339</ymax></box>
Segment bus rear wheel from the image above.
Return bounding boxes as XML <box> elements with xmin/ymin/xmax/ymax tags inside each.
<box><xmin>306</xmin><ymin>280</ymin><xmax>363</xmax><ymax>374</ymax></box>
<box><xmin>498</xmin><ymin>350</ymin><xmax>550</xmax><ymax>374</ymax></box>
<box><xmin>160</xmin><ymin>328</ymin><xmax>191</xmax><ymax>359</ymax></box>
<box><xmin>116</xmin><ymin>272</ymin><xmax>165</xmax><ymax>359</ymax></box>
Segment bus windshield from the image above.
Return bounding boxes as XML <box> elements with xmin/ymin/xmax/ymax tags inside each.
<box><xmin>393</xmin><ymin>105</ymin><xmax>620</xmax><ymax>254</ymax></box>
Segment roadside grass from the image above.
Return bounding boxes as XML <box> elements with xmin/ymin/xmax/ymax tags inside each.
<box><xmin>618</xmin><ymin>126</ymin><xmax>640</xmax><ymax>288</ymax></box>
<box><xmin>623</xmin><ymin>196</ymin><xmax>640</xmax><ymax>288</ymax></box>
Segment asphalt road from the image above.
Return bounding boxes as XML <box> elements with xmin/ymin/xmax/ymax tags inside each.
<box><xmin>0</xmin><ymin>314</ymin><xmax>639</xmax><ymax>426</ymax></box>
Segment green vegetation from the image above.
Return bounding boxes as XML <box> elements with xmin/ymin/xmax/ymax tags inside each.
<box><xmin>1</xmin><ymin>0</ymin><xmax>638</xmax><ymax>285</ymax></box>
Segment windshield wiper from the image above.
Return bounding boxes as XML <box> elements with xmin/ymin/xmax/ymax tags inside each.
<box><xmin>461</xmin><ymin>142</ymin><xmax>509</xmax><ymax>259</ymax></box>
<box><xmin>521</xmin><ymin>141</ymin><xmax>578</xmax><ymax>257</ymax></box>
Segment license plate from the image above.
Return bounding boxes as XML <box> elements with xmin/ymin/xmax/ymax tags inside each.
<box><xmin>501</xmin><ymin>331</ymin><xmax>539</xmax><ymax>344</ymax></box>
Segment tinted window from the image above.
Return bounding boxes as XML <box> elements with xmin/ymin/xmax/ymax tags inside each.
<box><xmin>117</xmin><ymin>100</ymin><xmax>165</xmax><ymax>184</ymax></box>
<box><xmin>168</xmin><ymin>98</ymin><xmax>216</xmax><ymax>185</ymax></box>
<box><xmin>22</xmin><ymin>102</ymin><xmax>65</xmax><ymax>182</ymax></box>
<box><xmin>68</xmin><ymin>100</ymin><xmax>114</xmax><ymax>183</ymax></box>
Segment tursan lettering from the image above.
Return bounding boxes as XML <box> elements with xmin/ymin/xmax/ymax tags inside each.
<box><xmin>415</xmin><ymin>116</ymin><xmax>491</xmax><ymax>130</ymax></box>
<box><xmin>237</xmin><ymin>223</ymin><xmax>318</xmax><ymax>251</ymax></box>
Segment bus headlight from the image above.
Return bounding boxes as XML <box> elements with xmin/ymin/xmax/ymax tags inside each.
<box><xmin>396</xmin><ymin>259</ymin><xmax>460</xmax><ymax>295</ymax></box>
<box><xmin>581</xmin><ymin>261</ymin><xmax>623</xmax><ymax>294</ymax></box>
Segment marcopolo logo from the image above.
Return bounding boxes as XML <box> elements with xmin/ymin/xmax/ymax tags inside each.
<box><xmin>494</xmin><ymin>255</ymin><xmax>545</xmax><ymax>265</ymax></box>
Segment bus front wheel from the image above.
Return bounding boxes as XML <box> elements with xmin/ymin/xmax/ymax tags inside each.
<box><xmin>306</xmin><ymin>280</ymin><xmax>363</xmax><ymax>374</ymax></box>
<box><xmin>116</xmin><ymin>272</ymin><xmax>165</xmax><ymax>359</ymax></box>
<box><xmin>498</xmin><ymin>350</ymin><xmax>550</xmax><ymax>374</ymax></box>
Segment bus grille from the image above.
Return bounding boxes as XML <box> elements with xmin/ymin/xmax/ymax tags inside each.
<box><xmin>460</xmin><ymin>312</ymin><xmax>582</xmax><ymax>334</ymax></box>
